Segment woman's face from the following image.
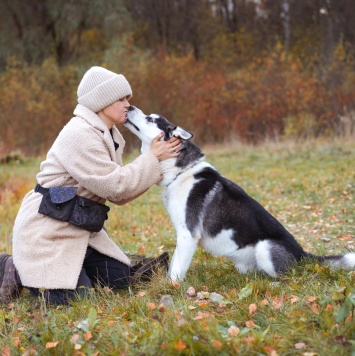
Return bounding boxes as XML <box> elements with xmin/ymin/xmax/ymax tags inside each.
<box><xmin>98</xmin><ymin>96</ymin><xmax>130</xmax><ymax>128</ymax></box>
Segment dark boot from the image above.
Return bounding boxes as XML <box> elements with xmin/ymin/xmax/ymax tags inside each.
<box><xmin>130</xmin><ymin>251</ymin><xmax>170</xmax><ymax>285</ymax></box>
<box><xmin>0</xmin><ymin>254</ymin><xmax>22</xmax><ymax>304</ymax></box>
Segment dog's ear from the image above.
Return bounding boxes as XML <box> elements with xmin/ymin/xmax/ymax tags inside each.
<box><xmin>171</xmin><ymin>126</ymin><xmax>193</xmax><ymax>140</ymax></box>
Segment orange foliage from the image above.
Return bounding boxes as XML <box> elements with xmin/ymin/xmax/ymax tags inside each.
<box><xmin>1</xmin><ymin>43</ymin><xmax>355</xmax><ymax>156</ymax></box>
<box><xmin>0</xmin><ymin>57</ymin><xmax>77</xmax><ymax>156</ymax></box>
<box><xmin>130</xmin><ymin>45</ymin><xmax>355</xmax><ymax>144</ymax></box>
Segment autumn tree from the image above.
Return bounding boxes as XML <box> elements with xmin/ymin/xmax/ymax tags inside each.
<box><xmin>0</xmin><ymin>0</ymin><xmax>130</xmax><ymax>67</ymax></box>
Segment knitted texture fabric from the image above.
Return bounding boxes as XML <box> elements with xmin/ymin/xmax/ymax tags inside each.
<box><xmin>77</xmin><ymin>66</ymin><xmax>132</xmax><ymax>113</ymax></box>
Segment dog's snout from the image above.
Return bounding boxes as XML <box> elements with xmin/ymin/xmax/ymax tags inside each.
<box><xmin>128</xmin><ymin>105</ymin><xmax>135</xmax><ymax>111</ymax></box>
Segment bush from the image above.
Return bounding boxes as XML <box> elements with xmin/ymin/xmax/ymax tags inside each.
<box><xmin>1</xmin><ymin>42</ymin><xmax>355</xmax><ymax>156</ymax></box>
<box><xmin>0</xmin><ymin>57</ymin><xmax>78</xmax><ymax>155</ymax></box>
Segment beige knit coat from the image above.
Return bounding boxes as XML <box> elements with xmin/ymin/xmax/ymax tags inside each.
<box><xmin>12</xmin><ymin>104</ymin><xmax>162</xmax><ymax>289</ymax></box>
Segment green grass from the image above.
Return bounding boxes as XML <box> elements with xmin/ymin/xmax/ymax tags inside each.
<box><xmin>0</xmin><ymin>139</ymin><xmax>354</xmax><ymax>355</ymax></box>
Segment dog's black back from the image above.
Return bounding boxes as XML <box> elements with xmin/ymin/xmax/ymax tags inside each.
<box><xmin>187</xmin><ymin>165</ymin><xmax>305</xmax><ymax>256</ymax></box>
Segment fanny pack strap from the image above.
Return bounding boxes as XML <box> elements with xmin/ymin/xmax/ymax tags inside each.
<box><xmin>34</xmin><ymin>183</ymin><xmax>48</xmax><ymax>195</ymax></box>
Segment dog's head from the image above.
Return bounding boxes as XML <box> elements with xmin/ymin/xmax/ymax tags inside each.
<box><xmin>124</xmin><ymin>105</ymin><xmax>193</xmax><ymax>153</ymax></box>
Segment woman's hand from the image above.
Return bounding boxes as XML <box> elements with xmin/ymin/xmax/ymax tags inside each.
<box><xmin>150</xmin><ymin>133</ymin><xmax>182</xmax><ymax>161</ymax></box>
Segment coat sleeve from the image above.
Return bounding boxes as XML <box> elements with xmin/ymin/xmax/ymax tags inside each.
<box><xmin>53</xmin><ymin>124</ymin><xmax>162</xmax><ymax>203</ymax></box>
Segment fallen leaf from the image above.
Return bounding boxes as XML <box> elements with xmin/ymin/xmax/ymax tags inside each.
<box><xmin>147</xmin><ymin>302</ymin><xmax>156</xmax><ymax>310</ymax></box>
<box><xmin>70</xmin><ymin>334</ymin><xmax>81</xmax><ymax>344</ymax></box>
<box><xmin>74</xmin><ymin>344</ymin><xmax>82</xmax><ymax>350</ymax></box>
<box><xmin>238</xmin><ymin>283</ymin><xmax>253</xmax><ymax>300</ymax></box>
<box><xmin>175</xmin><ymin>339</ymin><xmax>187</xmax><ymax>351</ymax></box>
<box><xmin>198</xmin><ymin>300</ymin><xmax>208</xmax><ymax>309</ymax></box>
<box><xmin>45</xmin><ymin>342</ymin><xmax>59</xmax><ymax>349</ymax></box>
<box><xmin>228</xmin><ymin>288</ymin><xmax>237</xmax><ymax>297</ymax></box>
<box><xmin>228</xmin><ymin>325</ymin><xmax>240</xmax><ymax>336</ymax></box>
<box><xmin>160</xmin><ymin>343</ymin><xmax>168</xmax><ymax>349</ymax></box>
<box><xmin>196</xmin><ymin>292</ymin><xmax>210</xmax><ymax>300</ymax></box>
<box><xmin>249</xmin><ymin>303</ymin><xmax>257</xmax><ymax>314</ymax></box>
<box><xmin>325</xmin><ymin>304</ymin><xmax>333</xmax><ymax>311</ymax></box>
<box><xmin>345</xmin><ymin>314</ymin><xmax>353</xmax><ymax>323</ymax></box>
<box><xmin>337</xmin><ymin>235</ymin><xmax>353</xmax><ymax>241</ymax></box>
<box><xmin>290</xmin><ymin>295</ymin><xmax>299</xmax><ymax>304</ymax></box>
<box><xmin>137</xmin><ymin>291</ymin><xmax>146</xmax><ymax>297</ymax></box>
<box><xmin>13</xmin><ymin>337</ymin><xmax>20</xmax><ymax>347</ymax></box>
<box><xmin>73</xmin><ymin>351</ymin><xmax>86</xmax><ymax>356</ymax></box>
<box><xmin>261</xmin><ymin>299</ymin><xmax>269</xmax><ymax>305</ymax></box>
<box><xmin>241</xmin><ymin>336</ymin><xmax>256</xmax><ymax>344</ymax></box>
<box><xmin>272</xmin><ymin>297</ymin><xmax>283</xmax><ymax>310</ymax></box>
<box><xmin>264</xmin><ymin>346</ymin><xmax>279</xmax><ymax>356</ymax></box>
<box><xmin>212</xmin><ymin>340</ymin><xmax>222</xmax><ymax>348</ymax></box>
<box><xmin>246</xmin><ymin>320</ymin><xmax>255</xmax><ymax>328</ymax></box>
<box><xmin>307</xmin><ymin>296</ymin><xmax>317</xmax><ymax>303</ymax></box>
<box><xmin>310</xmin><ymin>303</ymin><xmax>319</xmax><ymax>315</ymax></box>
<box><xmin>84</xmin><ymin>331</ymin><xmax>92</xmax><ymax>341</ymax></box>
<box><xmin>188</xmin><ymin>305</ymin><xmax>197</xmax><ymax>310</ymax></box>
<box><xmin>193</xmin><ymin>311</ymin><xmax>211</xmax><ymax>320</ymax></box>
<box><xmin>294</xmin><ymin>342</ymin><xmax>307</xmax><ymax>350</ymax></box>
<box><xmin>171</xmin><ymin>280</ymin><xmax>181</xmax><ymax>289</ymax></box>
<box><xmin>1</xmin><ymin>346</ymin><xmax>10</xmax><ymax>356</ymax></box>
<box><xmin>108</xmin><ymin>320</ymin><xmax>115</xmax><ymax>326</ymax></box>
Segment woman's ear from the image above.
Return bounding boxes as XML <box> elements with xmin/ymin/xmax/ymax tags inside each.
<box><xmin>172</xmin><ymin>126</ymin><xmax>193</xmax><ymax>140</ymax></box>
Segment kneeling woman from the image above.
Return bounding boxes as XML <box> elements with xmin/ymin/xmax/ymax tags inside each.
<box><xmin>0</xmin><ymin>66</ymin><xmax>181</xmax><ymax>305</ymax></box>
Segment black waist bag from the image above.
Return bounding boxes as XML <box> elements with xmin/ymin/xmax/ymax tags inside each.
<box><xmin>36</xmin><ymin>184</ymin><xmax>110</xmax><ymax>232</ymax></box>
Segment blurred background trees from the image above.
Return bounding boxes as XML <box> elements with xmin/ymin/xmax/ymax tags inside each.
<box><xmin>0</xmin><ymin>0</ymin><xmax>354</xmax><ymax>155</ymax></box>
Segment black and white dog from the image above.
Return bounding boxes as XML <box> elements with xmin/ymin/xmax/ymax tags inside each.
<box><xmin>125</xmin><ymin>106</ymin><xmax>355</xmax><ymax>281</ymax></box>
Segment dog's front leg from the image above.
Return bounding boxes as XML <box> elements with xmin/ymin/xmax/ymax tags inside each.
<box><xmin>168</xmin><ymin>231</ymin><xmax>198</xmax><ymax>281</ymax></box>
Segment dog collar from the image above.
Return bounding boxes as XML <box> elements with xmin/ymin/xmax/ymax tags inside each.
<box><xmin>166</xmin><ymin>161</ymin><xmax>199</xmax><ymax>188</ymax></box>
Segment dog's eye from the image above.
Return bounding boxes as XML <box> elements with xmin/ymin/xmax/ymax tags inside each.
<box><xmin>146</xmin><ymin>116</ymin><xmax>153</xmax><ymax>123</ymax></box>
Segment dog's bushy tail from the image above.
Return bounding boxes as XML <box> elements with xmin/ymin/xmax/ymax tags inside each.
<box><xmin>305</xmin><ymin>252</ymin><xmax>355</xmax><ymax>270</ymax></box>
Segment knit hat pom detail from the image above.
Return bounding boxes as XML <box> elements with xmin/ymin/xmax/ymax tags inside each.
<box><xmin>77</xmin><ymin>66</ymin><xmax>132</xmax><ymax>113</ymax></box>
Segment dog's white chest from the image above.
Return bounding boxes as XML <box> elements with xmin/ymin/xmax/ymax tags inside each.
<box><xmin>162</xmin><ymin>175</ymin><xmax>196</xmax><ymax>229</ymax></box>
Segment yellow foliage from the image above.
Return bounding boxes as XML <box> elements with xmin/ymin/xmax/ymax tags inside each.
<box><xmin>1</xmin><ymin>41</ymin><xmax>355</xmax><ymax>155</ymax></box>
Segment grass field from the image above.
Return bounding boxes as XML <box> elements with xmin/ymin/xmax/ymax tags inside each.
<box><xmin>0</xmin><ymin>139</ymin><xmax>354</xmax><ymax>355</ymax></box>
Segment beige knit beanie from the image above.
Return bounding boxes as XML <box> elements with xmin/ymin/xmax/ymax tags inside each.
<box><xmin>77</xmin><ymin>66</ymin><xmax>132</xmax><ymax>113</ymax></box>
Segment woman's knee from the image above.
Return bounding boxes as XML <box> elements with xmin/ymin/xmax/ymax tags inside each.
<box><xmin>93</xmin><ymin>263</ymin><xmax>131</xmax><ymax>290</ymax></box>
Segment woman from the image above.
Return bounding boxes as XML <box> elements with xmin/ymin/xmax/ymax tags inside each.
<box><xmin>0</xmin><ymin>66</ymin><xmax>181</xmax><ymax>305</ymax></box>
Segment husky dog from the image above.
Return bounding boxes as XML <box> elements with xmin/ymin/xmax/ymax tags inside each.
<box><xmin>125</xmin><ymin>106</ymin><xmax>355</xmax><ymax>281</ymax></box>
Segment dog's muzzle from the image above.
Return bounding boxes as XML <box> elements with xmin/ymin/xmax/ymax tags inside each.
<box><xmin>125</xmin><ymin>118</ymin><xmax>140</xmax><ymax>131</ymax></box>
